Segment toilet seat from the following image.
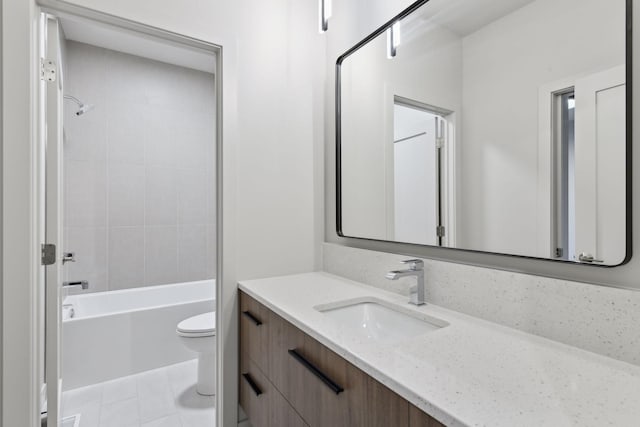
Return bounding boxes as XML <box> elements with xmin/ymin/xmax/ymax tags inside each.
<box><xmin>177</xmin><ymin>312</ymin><xmax>216</xmax><ymax>337</ymax></box>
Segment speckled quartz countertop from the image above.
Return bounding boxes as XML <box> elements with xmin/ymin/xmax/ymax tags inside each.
<box><xmin>238</xmin><ymin>272</ymin><xmax>640</xmax><ymax>427</ymax></box>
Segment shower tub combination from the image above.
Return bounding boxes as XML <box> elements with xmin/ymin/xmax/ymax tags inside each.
<box><xmin>62</xmin><ymin>280</ymin><xmax>215</xmax><ymax>390</ymax></box>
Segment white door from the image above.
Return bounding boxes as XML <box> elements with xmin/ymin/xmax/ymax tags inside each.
<box><xmin>44</xmin><ymin>15</ymin><xmax>64</xmax><ymax>427</ymax></box>
<box><xmin>393</xmin><ymin>104</ymin><xmax>439</xmax><ymax>245</ymax></box>
<box><xmin>574</xmin><ymin>65</ymin><xmax>626</xmax><ymax>264</ymax></box>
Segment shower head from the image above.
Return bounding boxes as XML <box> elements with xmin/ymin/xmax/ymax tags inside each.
<box><xmin>75</xmin><ymin>103</ymin><xmax>95</xmax><ymax>116</ymax></box>
<box><xmin>64</xmin><ymin>94</ymin><xmax>94</xmax><ymax>116</ymax></box>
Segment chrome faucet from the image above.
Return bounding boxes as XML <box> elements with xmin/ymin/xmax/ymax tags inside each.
<box><xmin>385</xmin><ymin>259</ymin><xmax>425</xmax><ymax>306</ymax></box>
<box><xmin>62</xmin><ymin>280</ymin><xmax>89</xmax><ymax>290</ymax></box>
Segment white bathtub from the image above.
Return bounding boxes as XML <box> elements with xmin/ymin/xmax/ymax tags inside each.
<box><xmin>62</xmin><ymin>280</ymin><xmax>215</xmax><ymax>390</ymax></box>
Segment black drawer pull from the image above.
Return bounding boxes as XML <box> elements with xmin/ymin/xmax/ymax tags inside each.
<box><xmin>242</xmin><ymin>310</ymin><xmax>262</xmax><ymax>326</ymax></box>
<box><xmin>242</xmin><ymin>373</ymin><xmax>263</xmax><ymax>396</ymax></box>
<box><xmin>288</xmin><ymin>349</ymin><xmax>344</xmax><ymax>395</ymax></box>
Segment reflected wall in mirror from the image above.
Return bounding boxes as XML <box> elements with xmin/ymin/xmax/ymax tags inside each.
<box><xmin>337</xmin><ymin>0</ymin><xmax>630</xmax><ymax>266</ymax></box>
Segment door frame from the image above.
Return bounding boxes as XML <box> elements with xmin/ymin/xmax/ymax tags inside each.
<box><xmin>387</xmin><ymin>95</ymin><xmax>457</xmax><ymax>247</ymax></box>
<box><xmin>2</xmin><ymin>2</ymin><xmax>224</xmax><ymax>426</ymax></box>
<box><xmin>43</xmin><ymin>13</ymin><xmax>64</xmax><ymax>426</ymax></box>
<box><xmin>537</xmin><ymin>66</ymin><xmax>627</xmax><ymax>261</ymax></box>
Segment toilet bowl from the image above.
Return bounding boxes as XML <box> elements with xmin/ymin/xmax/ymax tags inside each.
<box><xmin>177</xmin><ymin>312</ymin><xmax>216</xmax><ymax>395</ymax></box>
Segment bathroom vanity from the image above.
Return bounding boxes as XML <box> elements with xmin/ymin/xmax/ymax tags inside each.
<box><xmin>238</xmin><ymin>273</ymin><xmax>640</xmax><ymax>427</ymax></box>
<box><xmin>239</xmin><ymin>290</ymin><xmax>443</xmax><ymax>427</ymax></box>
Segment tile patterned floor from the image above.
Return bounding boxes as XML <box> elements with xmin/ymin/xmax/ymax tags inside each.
<box><xmin>62</xmin><ymin>359</ymin><xmax>215</xmax><ymax>427</ymax></box>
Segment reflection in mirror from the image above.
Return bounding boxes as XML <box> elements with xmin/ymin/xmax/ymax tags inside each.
<box><xmin>338</xmin><ymin>0</ymin><xmax>629</xmax><ymax>265</ymax></box>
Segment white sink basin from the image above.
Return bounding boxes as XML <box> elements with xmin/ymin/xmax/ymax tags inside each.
<box><xmin>315</xmin><ymin>298</ymin><xmax>448</xmax><ymax>345</ymax></box>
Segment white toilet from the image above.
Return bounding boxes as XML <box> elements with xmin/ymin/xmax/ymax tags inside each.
<box><xmin>177</xmin><ymin>312</ymin><xmax>216</xmax><ymax>396</ymax></box>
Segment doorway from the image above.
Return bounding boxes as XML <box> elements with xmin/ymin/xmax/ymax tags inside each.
<box><xmin>391</xmin><ymin>97</ymin><xmax>454</xmax><ymax>246</ymax></box>
<box><xmin>40</xmin><ymin>11</ymin><xmax>220</xmax><ymax>427</ymax></box>
<box><xmin>549</xmin><ymin>66</ymin><xmax>626</xmax><ymax>264</ymax></box>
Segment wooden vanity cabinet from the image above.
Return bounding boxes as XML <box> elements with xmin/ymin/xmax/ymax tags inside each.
<box><xmin>239</xmin><ymin>291</ymin><xmax>445</xmax><ymax>427</ymax></box>
<box><xmin>240</xmin><ymin>351</ymin><xmax>307</xmax><ymax>427</ymax></box>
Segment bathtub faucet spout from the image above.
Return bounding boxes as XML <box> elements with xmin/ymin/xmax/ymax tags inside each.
<box><xmin>62</xmin><ymin>280</ymin><xmax>89</xmax><ymax>290</ymax></box>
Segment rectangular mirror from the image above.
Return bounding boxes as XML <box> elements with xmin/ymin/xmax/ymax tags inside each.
<box><xmin>337</xmin><ymin>0</ymin><xmax>631</xmax><ymax>266</ymax></box>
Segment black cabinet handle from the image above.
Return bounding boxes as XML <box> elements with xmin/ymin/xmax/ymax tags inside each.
<box><xmin>288</xmin><ymin>349</ymin><xmax>344</xmax><ymax>395</ymax></box>
<box><xmin>242</xmin><ymin>373</ymin><xmax>263</xmax><ymax>396</ymax></box>
<box><xmin>242</xmin><ymin>310</ymin><xmax>262</xmax><ymax>326</ymax></box>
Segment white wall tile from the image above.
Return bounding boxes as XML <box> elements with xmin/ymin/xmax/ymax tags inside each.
<box><xmin>175</xmin><ymin>127</ymin><xmax>209</xmax><ymax>171</ymax></box>
<box><xmin>64</xmin><ymin>115</ymin><xmax>107</xmax><ymax>163</ymax></box>
<box><xmin>145</xmin><ymin>110</ymin><xmax>178</xmax><ymax>168</ymax></box>
<box><xmin>107</xmin><ymin>105</ymin><xmax>146</xmax><ymax>165</ymax></box>
<box><xmin>108</xmin><ymin>164</ymin><xmax>145</xmax><ymax>226</ymax></box>
<box><xmin>65</xmin><ymin>42</ymin><xmax>216</xmax><ymax>292</ymax></box>
<box><xmin>105</xmin><ymin>50</ymin><xmax>151</xmax><ymax>105</ymax></box>
<box><xmin>145</xmin><ymin>226</ymin><xmax>178</xmax><ymax>286</ymax></box>
<box><xmin>145</xmin><ymin>167</ymin><xmax>177</xmax><ymax>226</ymax></box>
<box><xmin>177</xmin><ymin>169</ymin><xmax>207</xmax><ymax>225</ymax></box>
<box><xmin>178</xmin><ymin>225</ymin><xmax>207</xmax><ymax>282</ymax></box>
<box><xmin>65</xmin><ymin>226</ymin><xmax>108</xmax><ymax>293</ymax></box>
<box><xmin>65</xmin><ymin>160</ymin><xmax>107</xmax><ymax>227</ymax></box>
<box><xmin>65</xmin><ymin>41</ymin><xmax>107</xmax><ymax>111</ymax></box>
<box><xmin>145</xmin><ymin>65</ymin><xmax>184</xmax><ymax>109</ymax></box>
<box><xmin>109</xmin><ymin>227</ymin><xmax>145</xmax><ymax>290</ymax></box>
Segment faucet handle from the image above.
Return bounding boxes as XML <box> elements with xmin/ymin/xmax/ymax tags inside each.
<box><xmin>400</xmin><ymin>259</ymin><xmax>423</xmax><ymax>270</ymax></box>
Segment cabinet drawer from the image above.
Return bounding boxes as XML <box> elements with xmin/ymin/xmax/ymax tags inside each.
<box><xmin>300</xmin><ymin>335</ymin><xmax>409</xmax><ymax>427</ymax></box>
<box><xmin>240</xmin><ymin>351</ymin><xmax>307</xmax><ymax>427</ymax></box>
<box><xmin>266</xmin><ymin>310</ymin><xmax>304</xmax><ymax>397</ymax></box>
<box><xmin>289</xmin><ymin>334</ymin><xmax>354</xmax><ymax>426</ymax></box>
<box><xmin>268</xmin><ymin>313</ymin><xmax>362</xmax><ymax>426</ymax></box>
<box><xmin>240</xmin><ymin>292</ymin><xmax>269</xmax><ymax>373</ymax></box>
<box><xmin>409</xmin><ymin>404</ymin><xmax>446</xmax><ymax>427</ymax></box>
<box><xmin>361</xmin><ymin>375</ymin><xmax>409</xmax><ymax>426</ymax></box>
<box><xmin>239</xmin><ymin>352</ymin><xmax>268</xmax><ymax>427</ymax></box>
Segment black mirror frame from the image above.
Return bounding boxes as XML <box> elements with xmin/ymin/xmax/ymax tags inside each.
<box><xmin>335</xmin><ymin>0</ymin><xmax>633</xmax><ymax>268</ymax></box>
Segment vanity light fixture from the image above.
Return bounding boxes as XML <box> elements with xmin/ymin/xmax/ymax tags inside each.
<box><xmin>319</xmin><ymin>0</ymin><xmax>332</xmax><ymax>33</ymax></box>
<box><xmin>387</xmin><ymin>21</ymin><xmax>401</xmax><ymax>58</ymax></box>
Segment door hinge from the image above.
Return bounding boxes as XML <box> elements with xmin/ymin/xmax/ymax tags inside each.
<box><xmin>436</xmin><ymin>225</ymin><xmax>445</xmax><ymax>238</ymax></box>
<box><xmin>41</xmin><ymin>58</ymin><xmax>57</xmax><ymax>82</ymax></box>
<box><xmin>435</xmin><ymin>117</ymin><xmax>445</xmax><ymax>148</ymax></box>
<box><xmin>41</xmin><ymin>244</ymin><xmax>56</xmax><ymax>266</ymax></box>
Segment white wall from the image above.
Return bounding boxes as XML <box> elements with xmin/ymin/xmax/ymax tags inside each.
<box><xmin>2</xmin><ymin>0</ymin><xmax>325</xmax><ymax>426</ymax></box>
<box><xmin>458</xmin><ymin>0</ymin><xmax>625</xmax><ymax>256</ymax></box>
<box><xmin>2</xmin><ymin>0</ymin><xmax>41</xmax><ymax>425</ymax></box>
<box><xmin>64</xmin><ymin>41</ymin><xmax>216</xmax><ymax>293</ymax></box>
